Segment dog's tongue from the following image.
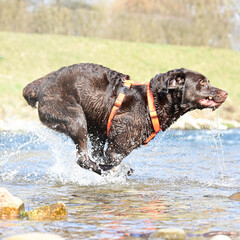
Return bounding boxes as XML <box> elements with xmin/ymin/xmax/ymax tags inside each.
<box><xmin>199</xmin><ymin>99</ymin><xmax>220</xmax><ymax>108</ymax></box>
<box><xmin>199</xmin><ymin>99</ymin><xmax>210</xmax><ymax>105</ymax></box>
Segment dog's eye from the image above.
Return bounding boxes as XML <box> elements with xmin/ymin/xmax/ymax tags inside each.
<box><xmin>199</xmin><ymin>79</ymin><xmax>206</xmax><ymax>86</ymax></box>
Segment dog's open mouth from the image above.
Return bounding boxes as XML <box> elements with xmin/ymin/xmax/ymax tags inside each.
<box><xmin>199</xmin><ymin>96</ymin><xmax>223</xmax><ymax>109</ymax></box>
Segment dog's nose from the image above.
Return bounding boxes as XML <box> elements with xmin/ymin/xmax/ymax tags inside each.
<box><xmin>215</xmin><ymin>90</ymin><xmax>228</xmax><ymax>102</ymax></box>
<box><xmin>221</xmin><ymin>90</ymin><xmax>228</xmax><ymax>99</ymax></box>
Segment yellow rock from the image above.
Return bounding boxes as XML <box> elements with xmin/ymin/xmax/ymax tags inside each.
<box><xmin>0</xmin><ymin>188</ymin><xmax>24</xmax><ymax>218</ymax></box>
<box><xmin>228</xmin><ymin>192</ymin><xmax>240</xmax><ymax>201</ymax></box>
<box><xmin>5</xmin><ymin>232</ymin><xmax>64</xmax><ymax>240</ymax></box>
<box><xmin>22</xmin><ymin>202</ymin><xmax>67</xmax><ymax>220</ymax></box>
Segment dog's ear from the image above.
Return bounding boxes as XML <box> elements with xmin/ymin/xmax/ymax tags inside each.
<box><xmin>167</xmin><ymin>72</ymin><xmax>185</xmax><ymax>90</ymax></box>
<box><xmin>153</xmin><ymin>69</ymin><xmax>186</xmax><ymax>94</ymax></box>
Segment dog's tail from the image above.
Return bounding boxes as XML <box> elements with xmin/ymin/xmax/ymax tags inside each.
<box><xmin>22</xmin><ymin>71</ymin><xmax>55</xmax><ymax>108</ymax></box>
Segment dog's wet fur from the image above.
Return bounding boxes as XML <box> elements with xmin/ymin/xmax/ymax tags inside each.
<box><xmin>23</xmin><ymin>63</ymin><xmax>228</xmax><ymax>175</ymax></box>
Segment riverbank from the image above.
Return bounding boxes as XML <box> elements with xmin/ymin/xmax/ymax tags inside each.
<box><xmin>170</xmin><ymin>110</ymin><xmax>240</xmax><ymax>130</ymax></box>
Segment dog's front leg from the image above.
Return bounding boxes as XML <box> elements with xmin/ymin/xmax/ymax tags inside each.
<box><xmin>77</xmin><ymin>149</ymin><xmax>124</xmax><ymax>175</ymax></box>
<box><xmin>98</xmin><ymin>143</ymin><xmax>133</xmax><ymax>175</ymax></box>
<box><xmin>76</xmin><ymin>151</ymin><xmax>103</xmax><ymax>175</ymax></box>
<box><xmin>99</xmin><ymin>151</ymin><xmax>124</xmax><ymax>171</ymax></box>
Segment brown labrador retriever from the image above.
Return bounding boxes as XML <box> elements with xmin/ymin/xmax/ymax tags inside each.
<box><xmin>23</xmin><ymin>63</ymin><xmax>228</xmax><ymax>175</ymax></box>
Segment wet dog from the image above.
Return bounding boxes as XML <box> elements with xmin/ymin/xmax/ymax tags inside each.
<box><xmin>23</xmin><ymin>63</ymin><xmax>228</xmax><ymax>175</ymax></box>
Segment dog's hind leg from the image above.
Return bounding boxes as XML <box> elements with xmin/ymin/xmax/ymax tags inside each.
<box><xmin>38</xmin><ymin>103</ymin><xmax>103</xmax><ymax>174</ymax></box>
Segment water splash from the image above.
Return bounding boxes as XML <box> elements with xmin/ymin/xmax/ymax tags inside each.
<box><xmin>209</xmin><ymin>111</ymin><xmax>226</xmax><ymax>179</ymax></box>
<box><xmin>0</xmin><ymin>121</ymin><xmax>130</xmax><ymax>186</ymax></box>
<box><xmin>0</xmin><ymin>119</ymin><xmax>239</xmax><ymax>188</ymax></box>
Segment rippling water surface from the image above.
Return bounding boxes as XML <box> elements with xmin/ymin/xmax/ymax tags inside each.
<box><xmin>0</xmin><ymin>123</ymin><xmax>240</xmax><ymax>239</ymax></box>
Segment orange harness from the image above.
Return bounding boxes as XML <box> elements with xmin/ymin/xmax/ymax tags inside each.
<box><xmin>107</xmin><ymin>80</ymin><xmax>161</xmax><ymax>145</ymax></box>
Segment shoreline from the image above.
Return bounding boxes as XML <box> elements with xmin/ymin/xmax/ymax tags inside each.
<box><xmin>0</xmin><ymin>114</ymin><xmax>239</xmax><ymax>132</ymax></box>
<box><xmin>170</xmin><ymin>112</ymin><xmax>240</xmax><ymax>130</ymax></box>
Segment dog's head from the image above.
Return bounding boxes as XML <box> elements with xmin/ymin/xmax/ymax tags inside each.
<box><xmin>156</xmin><ymin>68</ymin><xmax>228</xmax><ymax>110</ymax></box>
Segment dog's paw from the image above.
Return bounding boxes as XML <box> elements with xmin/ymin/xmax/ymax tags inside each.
<box><xmin>101</xmin><ymin>163</ymin><xmax>133</xmax><ymax>178</ymax></box>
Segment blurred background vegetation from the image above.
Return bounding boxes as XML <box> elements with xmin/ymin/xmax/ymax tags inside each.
<box><xmin>0</xmin><ymin>0</ymin><xmax>240</xmax><ymax>123</ymax></box>
<box><xmin>0</xmin><ymin>0</ymin><xmax>240</xmax><ymax>49</ymax></box>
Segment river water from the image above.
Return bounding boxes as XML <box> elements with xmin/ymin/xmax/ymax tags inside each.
<box><xmin>0</xmin><ymin>123</ymin><xmax>240</xmax><ymax>239</ymax></box>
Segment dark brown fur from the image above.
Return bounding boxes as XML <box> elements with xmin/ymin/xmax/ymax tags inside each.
<box><xmin>23</xmin><ymin>63</ymin><xmax>228</xmax><ymax>175</ymax></box>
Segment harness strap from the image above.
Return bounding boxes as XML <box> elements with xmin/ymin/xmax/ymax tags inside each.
<box><xmin>143</xmin><ymin>83</ymin><xmax>161</xmax><ymax>144</ymax></box>
<box><xmin>107</xmin><ymin>80</ymin><xmax>161</xmax><ymax>145</ymax></box>
<box><xmin>107</xmin><ymin>80</ymin><xmax>133</xmax><ymax>135</ymax></box>
<box><xmin>146</xmin><ymin>83</ymin><xmax>161</xmax><ymax>133</ymax></box>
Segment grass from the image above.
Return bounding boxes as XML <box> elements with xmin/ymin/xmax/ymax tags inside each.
<box><xmin>0</xmin><ymin>31</ymin><xmax>239</xmax><ymax>121</ymax></box>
